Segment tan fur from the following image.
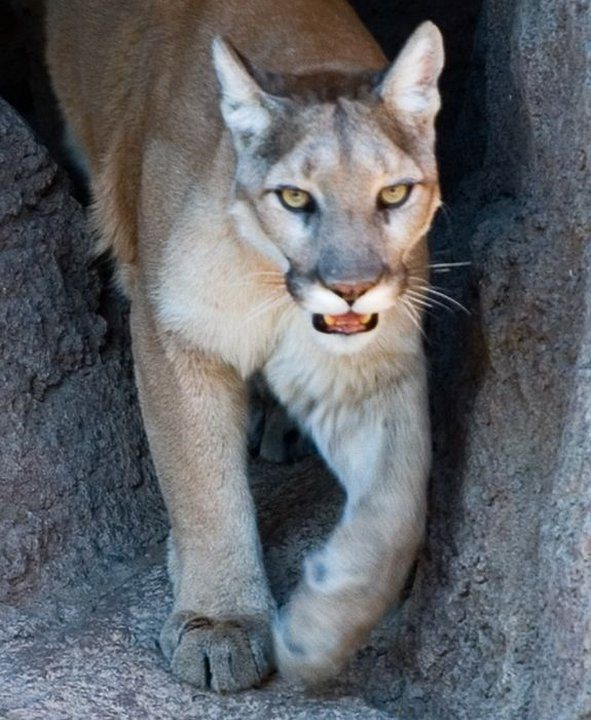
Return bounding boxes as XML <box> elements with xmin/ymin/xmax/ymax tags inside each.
<box><xmin>46</xmin><ymin>0</ymin><xmax>444</xmax><ymax>691</ymax></box>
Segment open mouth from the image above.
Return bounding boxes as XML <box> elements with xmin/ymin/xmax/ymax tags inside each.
<box><xmin>312</xmin><ymin>312</ymin><xmax>379</xmax><ymax>335</ymax></box>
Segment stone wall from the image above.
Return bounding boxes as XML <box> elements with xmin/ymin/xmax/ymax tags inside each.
<box><xmin>0</xmin><ymin>99</ymin><xmax>167</xmax><ymax>631</ymax></box>
<box><xmin>384</xmin><ymin>1</ymin><xmax>590</xmax><ymax>718</ymax></box>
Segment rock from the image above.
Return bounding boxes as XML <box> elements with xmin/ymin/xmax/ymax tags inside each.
<box><xmin>0</xmin><ymin>98</ymin><xmax>167</xmax><ymax>630</ymax></box>
<box><xmin>0</xmin><ymin>460</ymin><xmax>394</xmax><ymax>720</ymax></box>
<box><xmin>383</xmin><ymin>0</ymin><xmax>591</xmax><ymax>718</ymax></box>
<box><xmin>0</xmin><ymin>560</ymin><xmax>393</xmax><ymax>720</ymax></box>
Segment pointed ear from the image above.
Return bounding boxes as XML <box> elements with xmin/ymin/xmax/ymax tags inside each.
<box><xmin>378</xmin><ymin>21</ymin><xmax>444</xmax><ymax>123</ymax></box>
<box><xmin>212</xmin><ymin>37</ymin><xmax>273</xmax><ymax>140</ymax></box>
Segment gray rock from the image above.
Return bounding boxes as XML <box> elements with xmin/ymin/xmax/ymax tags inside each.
<box><xmin>0</xmin><ymin>460</ymin><xmax>397</xmax><ymax>720</ymax></box>
<box><xmin>383</xmin><ymin>0</ymin><xmax>591</xmax><ymax>718</ymax></box>
<box><xmin>0</xmin><ymin>98</ymin><xmax>167</xmax><ymax>628</ymax></box>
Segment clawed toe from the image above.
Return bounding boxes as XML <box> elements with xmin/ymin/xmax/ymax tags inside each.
<box><xmin>161</xmin><ymin>612</ymin><xmax>275</xmax><ymax>692</ymax></box>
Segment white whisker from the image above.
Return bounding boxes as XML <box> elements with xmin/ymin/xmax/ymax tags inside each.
<box><xmin>406</xmin><ymin>261</ymin><xmax>471</xmax><ymax>278</ymax></box>
<box><xmin>427</xmin><ymin>262</ymin><xmax>471</xmax><ymax>269</ymax></box>
<box><xmin>404</xmin><ymin>292</ymin><xmax>438</xmax><ymax>321</ymax></box>
<box><xmin>247</xmin><ymin>293</ymin><xmax>284</xmax><ymax>318</ymax></box>
<box><xmin>246</xmin><ymin>293</ymin><xmax>290</xmax><ymax>322</ymax></box>
<box><xmin>404</xmin><ymin>290</ymin><xmax>434</xmax><ymax>310</ymax></box>
<box><xmin>400</xmin><ymin>297</ymin><xmax>427</xmax><ymax>340</ymax></box>
<box><xmin>407</xmin><ymin>276</ymin><xmax>433</xmax><ymax>289</ymax></box>
<box><xmin>422</xmin><ymin>286</ymin><xmax>470</xmax><ymax>314</ymax></box>
<box><xmin>222</xmin><ymin>279</ymin><xmax>285</xmax><ymax>289</ymax></box>
<box><xmin>406</xmin><ymin>286</ymin><xmax>456</xmax><ymax>315</ymax></box>
<box><xmin>404</xmin><ymin>296</ymin><xmax>425</xmax><ymax>322</ymax></box>
<box><xmin>236</xmin><ymin>270</ymin><xmax>284</xmax><ymax>276</ymax></box>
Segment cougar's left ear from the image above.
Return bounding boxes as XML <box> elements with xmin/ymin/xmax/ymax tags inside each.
<box><xmin>378</xmin><ymin>21</ymin><xmax>444</xmax><ymax>123</ymax></box>
<box><xmin>212</xmin><ymin>37</ymin><xmax>280</xmax><ymax>142</ymax></box>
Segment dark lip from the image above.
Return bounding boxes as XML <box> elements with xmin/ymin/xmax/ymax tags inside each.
<box><xmin>312</xmin><ymin>313</ymin><xmax>379</xmax><ymax>335</ymax></box>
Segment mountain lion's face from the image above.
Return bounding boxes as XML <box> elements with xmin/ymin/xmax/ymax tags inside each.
<box><xmin>214</xmin><ymin>23</ymin><xmax>443</xmax><ymax>347</ymax></box>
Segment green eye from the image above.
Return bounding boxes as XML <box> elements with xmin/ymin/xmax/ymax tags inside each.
<box><xmin>277</xmin><ymin>187</ymin><xmax>315</xmax><ymax>212</ymax></box>
<box><xmin>378</xmin><ymin>184</ymin><xmax>412</xmax><ymax>208</ymax></box>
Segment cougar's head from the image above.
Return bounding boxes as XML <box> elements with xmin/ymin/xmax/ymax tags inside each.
<box><xmin>213</xmin><ymin>23</ymin><xmax>444</xmax><ymax>350</ymax></box>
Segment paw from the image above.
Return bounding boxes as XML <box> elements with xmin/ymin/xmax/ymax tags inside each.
<box><xmin>160</xmin><ymin>611</ymin><xmax>274</xmax><ymax>692</ymax></box>
<box><xmin>273</xmin><ymin>587</ymin><xmax>355</xmax><ymax>684</ymax></box>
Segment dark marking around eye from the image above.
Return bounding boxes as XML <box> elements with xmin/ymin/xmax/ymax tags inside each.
<box><xmin>275</xmin><ymin>187</ymin><xmax>317</xmax><ymax>214</ymax></box>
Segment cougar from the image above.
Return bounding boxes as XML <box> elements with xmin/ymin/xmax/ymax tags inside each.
<box><xmin>46</xmin><ymin>0</ymin><xmax>444</xmax><ymax>692</ymax></box>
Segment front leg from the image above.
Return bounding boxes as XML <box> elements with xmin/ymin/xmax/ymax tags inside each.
<box><xmin>131</xmin><ymin>296</ymin><xmax>275</xmax><ymax>691</ymax></box>
<box><xmin>272</xmin><ymin>361</ymin><xmax>430</xmax><ymax>681</ymax></box>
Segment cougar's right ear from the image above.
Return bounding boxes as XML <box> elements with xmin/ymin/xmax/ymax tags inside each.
<box><xmin>212</xmin><ymin>37</ymin><xmax>276</xmax><ymax>141</ymax></box>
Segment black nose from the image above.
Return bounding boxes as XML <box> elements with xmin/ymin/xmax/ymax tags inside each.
<box><xmin>326</xmin><ymin>281</ymin><xmax>377</xmax><ymax>303</ymax></box>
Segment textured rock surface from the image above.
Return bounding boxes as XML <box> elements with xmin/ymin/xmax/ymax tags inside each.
<box><xmin>0</xmin><ymin>98</ymin><xmax>166</xmax><ymax>628</ymax></box>
<box><xmin>384</xmin><ymin>0</ymin><xmax>591</xmax><ymax>718</ymax></box>
<box><xmin>0</xmin><ymin>460</ymin><xmax>400</xmax><ymax>720</ymax></box>
<box><xmin>0</xmin><ymin>0</ymin><xmax>589</xmax><ymax>718</ymax></box>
